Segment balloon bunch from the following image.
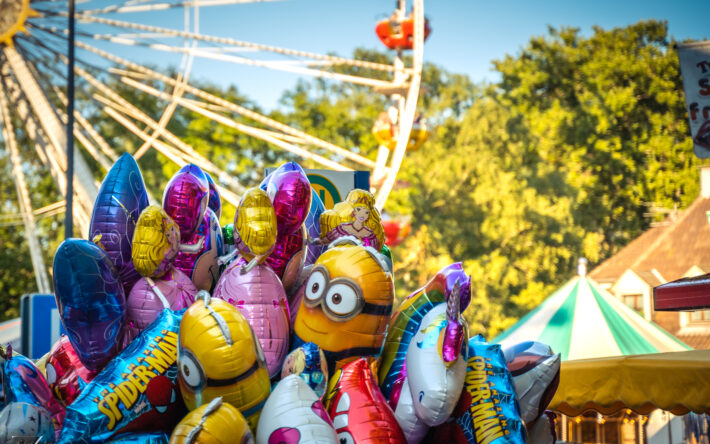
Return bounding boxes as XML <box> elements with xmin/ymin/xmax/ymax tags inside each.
<box><xmin>0</xmin><ymin>157</ymin><xmax>560</xmax><ymax>444</ymax></box>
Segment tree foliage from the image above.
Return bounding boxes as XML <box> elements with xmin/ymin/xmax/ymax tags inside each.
<box><xmin>0</xmin><ymin>20</ymin><xmax>699</xmax><ymax>339</ymax></box>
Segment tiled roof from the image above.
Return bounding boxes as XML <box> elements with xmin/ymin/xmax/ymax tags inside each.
<box><xmin>675</xmin><ymin>332</ymin><xmax>710</xmax><ymax>350</ymax></box>
<box><xmin>590</xmin><ymin>197</ymin><xmax>710</xmax><ymax>283</ymax></box>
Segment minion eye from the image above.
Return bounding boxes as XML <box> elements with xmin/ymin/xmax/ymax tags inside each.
<box><xmin>45</xmin><ymin>363</ymin><xmax>57</xmax><ymax>385</ymax></box>
<box><xmin>305</xmin><ymin>270</ymin><xmax>327</xmax><ymax>302</ymax></box>
<box><xmin>325</xmin><ymin>284</ymin><xmax>359</xmax><ymax>317</ymax></box>
<box><xmin>179</xmin><ymin>351</ymin><xmax>203</xmax><ymax>389</ymax></box>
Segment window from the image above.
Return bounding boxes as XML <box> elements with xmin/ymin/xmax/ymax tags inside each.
<box><xmin>622</xmin><ymin>294</ymin><xmax>644</xmax><ymax>313</ymax></box>
<box><xmin>691</xmin><ymin>310</ymin><xmax>710</xmax><ymax>322</ymax></box>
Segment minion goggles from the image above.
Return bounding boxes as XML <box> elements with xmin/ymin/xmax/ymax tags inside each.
<box><xmin>303</xmin><ymin>265</ymin><xmax>392</xmax><ymax>322</ymax></box>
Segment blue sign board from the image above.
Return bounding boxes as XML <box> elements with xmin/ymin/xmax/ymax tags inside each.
<box><xmin>20</xmin><ymin>294</ymin><xmax>64</xmax><ymax>359</ymax></box>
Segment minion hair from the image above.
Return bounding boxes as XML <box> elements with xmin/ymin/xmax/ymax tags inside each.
<box><xmin>363</xmin><ymin>245</ymin><xmax>392</xmax><ymax>278</ymax></box>
<box><xmin>197</xmin><ymin>290</ymin><xmax>233</xmax><ymax>346</ymax></box>
<box><xmin>185</xmin><ymin>397</ymin><xmax>224</xmax><ymax>444</ymax></box>
<box><xmin>327</xmin><ymin>235</ymin><xmax>362</xmax><ymax>249</ymax></box>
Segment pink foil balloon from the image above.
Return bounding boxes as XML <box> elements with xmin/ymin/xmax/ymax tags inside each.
<box><xmin>266</xmin><ymin>224</ymin><xmax>306</xmax><ymax>291</ymax></box>
<box><xmin>213</xmin><ymin>258</ymin><xmax>290</xmax><ymax>378</ymax></box>
<box><xmin>163</xmin><ymin>164</ymin><xmax>209</xmax><ymax>241</ymax></box>
<box><xmin>45</xmin><ymin>336</ymin><xmax>96</xmax><ymax>407</ymax></box>
<box><xmin>265</xmin><ymin>162</ymin><xmax>312</xmax><ymax>235</ymax></box>
<box><xmin>123</xmin><ymin>267</ymin><xmax>198</xmax><ymax>344</ymax></box>
<box><xmin>173</xmin><ymin>209</ymin><xmax>224</xmax><ymax>291</ymax></box>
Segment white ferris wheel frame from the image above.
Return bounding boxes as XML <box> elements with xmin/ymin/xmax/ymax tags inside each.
<box><xmin>0</xmin><ymin>0</ymin><xmax>425</xmax><ymax>290</ymax></box>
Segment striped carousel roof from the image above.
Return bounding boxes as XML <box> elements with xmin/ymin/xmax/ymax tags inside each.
<box><xmin>493</xmin><ymin>274</ymin><xmax>691</xmax><ymax>361</ymax></box>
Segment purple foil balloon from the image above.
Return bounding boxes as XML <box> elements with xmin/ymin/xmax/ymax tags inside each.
<box><xmin>264</xmin><ymin>162</ymin><xmax>312</xmax><ymax>235</ymax></box>
<box><xmin>163</xmin><ymin>164</ymin><xmax>209</xmax><ymax>241</ymax></box>
<box><xmin>89</xmin><ymin>153</ymin><xmax>149</xmax><ymax>294</ymax></box>
<box><xmin>173</xmin><ymin>209</ymin><xmax>223</xmax><ymax>291</ymax></box>
<box><xmin>123</xmin><ymin>267</ymin><xmax>198</xmax><ymax>344</ymax></box>
<box><xmin>266</xmin><ymin>225</ymin><xmax>306</xmax><ymax>291</ymax></box>
<box><xmin>53</xmin><ymin>239</ymin><xmax>126</xmax><ymax>372</ymax></box>
<box><xmin>304</xmin><ymin>188</ymin><xmax>326</xmax><ymax>266</ymax></box>
<box><xmin>205</xmin><ymin>172</ymin><xmax>222</xmax><ymax>219</ymax></box>
<box><xmin>213</xmin><ymin>259</ymin><xmax>290</xmax><ymax>378</ymax></box>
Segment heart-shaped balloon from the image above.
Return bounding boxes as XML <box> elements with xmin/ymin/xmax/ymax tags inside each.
<box><xmin>263</xmin><ymin>162</ymin><xmax>311</xmax><ymax>235</ymax></box>
<box><xmin>163</xmin><ymin>164</ymin><xmax>209</xmax><ymax>241</ymax></box>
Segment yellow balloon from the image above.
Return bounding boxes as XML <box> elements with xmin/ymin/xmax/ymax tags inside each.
<box><xmin>132</xmin><ymin>204</ymin><xmax>180</xmax><ymax>278</ymax></box>
<box><xmin>293</xmin><ymin>244</ymin><xmax>394</xmax><ymax>374</ymax></box>
<box><xmin>178</xmin><ymin>294</ymin><xmax>271</xmax><ymax>432</ymax></box>
<box><xmin>235</xmin><ymin>188</ymin><xmax>277</xmax><ymax>259</ymax></box>
<box><xmin>169</xmin><ymin>397</ymin><xmax>254</xmax><ymax>444</ymax></box>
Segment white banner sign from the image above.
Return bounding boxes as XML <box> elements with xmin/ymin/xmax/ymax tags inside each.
<box><xmin>678</xmin><ymin>41</ymin><xmax>710</xmax><ymax>158</ymax></box>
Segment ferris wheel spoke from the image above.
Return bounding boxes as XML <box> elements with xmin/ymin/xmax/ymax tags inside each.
<box><xmin>120</xmin><ymin>75</ymin><xmax>351</xmax><ymax>171</ymax></box>
<box><xmin>77</xmin><ymin>32</ymin><xmax>395</xmax><ymax>88</ymax></box>
<box><xmin>76</xmin><ymin>40</ymin><xmax>376</xmax><ymax>169</ymax></box>
<box><xmin>0</xmin><ymin>73</ymin><xmax>52</xmax><ymax>293</ymax></box>
<box><xmin>71</xmin><ymin>15</ymin><xmax>396</xmax><ymax>73</ymax></box>
<box><xmin>2</xmin><ymin>46</ymin><xmax>97</xmax><ymax>234</ymax></box>
<box><xmin>78</xmin><ymin>0</ymin><xmax>279</xmax><ymax>15</ymax></box>
<box><xmin>99</xmin><ymin>104</ymin><xmax>242</xmax><ymax>205</ymax></box>
<box><xmin>72</xmin><ymin>63</ymin><xmax>245</xmax><ymax>195</ymax></box>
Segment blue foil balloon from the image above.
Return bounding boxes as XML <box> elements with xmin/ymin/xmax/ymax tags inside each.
<box><xmin>204</xmin><ymin>172</ymin><xmax>222</xmax><ymax>220</ymax></box>
<box><xmin>4</xmin><ymin>353</ymin><xmax>65</xmax><ymax>432</ymax></box>
<box><xmin>57</xmin><ymin>309</ymin><xmax>185</xmax><ymax>444</ymax></box>
<box><xmin>107</xmin><ymin>431</ymin><xmax>169</xmax><ymax>443</ymax></box>
<box><xmin>304</xmin><ymin>188</ymin><xmax>326</xmax><ymax>266</ymax></box>
<box><xmin>53</xmin><ymin>239</ymin><xmax>126</xmax><ymax>372</ymax></box>
<box><xmin>89</xmin><ymin>153</ymin><xmax>150</xmax><ymax>294</ymax></box>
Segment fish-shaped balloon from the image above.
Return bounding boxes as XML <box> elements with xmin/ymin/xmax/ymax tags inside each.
<box><xmin>213</xmin><ymin>259</ymin><xmax>290</xmax><ymax>378</ymax></box>
<box><xmin>323</xmin><ymin>358</ymin><xmax>406</xmax><ymax>444</ymax></box>
<box><xmin>89</xmin><ymin>153</ymin><xmax>149</xmax><ymax>294</ymax></box>
<box><xmin>53</xmin><ymin>238</ymin><xmax>126</xmax><ymax>372</ymax></box>
<box><xmin>257</xmin><ymin>375</ymin><xmax>337</xmax><ymax>444</ymax></box>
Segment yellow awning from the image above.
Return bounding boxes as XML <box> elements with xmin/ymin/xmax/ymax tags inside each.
<box><xmin>550</xmin><ymin>349</ymin><xmax>710</xmax><ymax>416</ymax></box>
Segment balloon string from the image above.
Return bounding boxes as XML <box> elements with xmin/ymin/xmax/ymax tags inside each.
<box><xmin>146</xmin><ymin>277</ymin><xmax>170</xmax><ymax>310</ymax></box>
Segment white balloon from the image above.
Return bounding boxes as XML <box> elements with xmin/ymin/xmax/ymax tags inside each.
<box><xmin>393</xmin><ymin>376</ymin><xmax>429</xmax><ymax>444</ymax></box>
<box><xmin>406</xmin><ymin>304</ymin><xmax>467</xmax><ymax>427</ymax></box>
<box><xmin>256</xmin><ymin>375</ymin><xmax>337</xmax><ymax>444</ymax></box>
<box><xmin>526</xmin><ymin>412</ymin><xmax>556</xmax><ymax>444</ymax></box>
<box><xmin>513</xmin><ymin>353</ymin><xmax>560</xmax><ymax>424</ymax></box>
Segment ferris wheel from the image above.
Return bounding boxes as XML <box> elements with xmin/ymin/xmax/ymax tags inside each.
<box><xmin>0</xmin><ymin>0</ymin><xmax>426</xmax><ymax>293</ymax></box>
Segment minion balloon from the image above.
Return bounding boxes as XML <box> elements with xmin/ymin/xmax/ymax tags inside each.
<box><xmin>293</xmin><ymin>241</ymin><xmax>394</xmax><ymax>374</ymax></box>
<box><xmin>178</xmin><ymin>292</ymin><xmax>271</xmax><ymax>431</ymax></box>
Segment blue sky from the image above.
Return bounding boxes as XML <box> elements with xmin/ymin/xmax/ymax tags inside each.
<box><xmin>81</xmin><ymin>0</ymin><xmax>710</xmax><ymax>111</ymax></box>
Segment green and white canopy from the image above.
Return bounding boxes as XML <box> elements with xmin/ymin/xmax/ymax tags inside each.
<box><xmin>493</xmin><ymin>275</ymin><xmax>691</xmax><ymax>361</ymax></box>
